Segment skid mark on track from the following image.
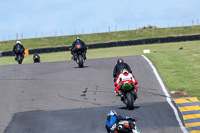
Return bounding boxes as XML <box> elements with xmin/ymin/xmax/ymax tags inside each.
<box><xmin>94</xmin><ymin>85</ymin><xmax>99</xmax><ymax>95</ymax></box>
<box><xmin>81</xmin><ymin>88</ymin><xmax>88</xmax><ymax>97</ymax></box>
<box><xmin>58</xmin><ymin>95</ymin><xmax>101</xmax><ymax>106</ymax></box>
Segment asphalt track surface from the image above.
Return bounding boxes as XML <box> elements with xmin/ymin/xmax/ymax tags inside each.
<box><xmin>0</xmin><ymin>55</ymin><xmax>185</xmax><ymax>133</ymax></box>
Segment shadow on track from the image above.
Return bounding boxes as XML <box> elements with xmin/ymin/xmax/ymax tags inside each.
<box><xmin>73</xmin><ymin>66</ymin><xmax>90</xmax><ymax>68</ymax></box>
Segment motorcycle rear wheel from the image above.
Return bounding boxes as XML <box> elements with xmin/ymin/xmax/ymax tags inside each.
<box><xmin>78</xmin><ymin>54</ymin><xmax>84</xmax><ymax>67</ymax></box>
<box><xmin>125</xmin><ymin>92</ymin><xmax>134</xmax><ymax>110</ymax></box>
<box><xmin>17</xmin><ymin>55</ymin><xmax>23</xmax><ymax>64</ymax></box>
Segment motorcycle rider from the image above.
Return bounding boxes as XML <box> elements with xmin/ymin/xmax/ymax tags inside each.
<box><xmin>71</xmin><ymin>37</ymin><xmax>87</xmax><ymax>60</ymax></box>
<box><xmin>33</xmin><ymin>53</ymin><xmax>40</xmax><ymax>63</ymax></box>
<box><xmin>106</xmin><ymin>110</ymin><xmax>135</xmax><ymax>133</ymax></box>
<box><xmin>13</xmin><ymin>41</ymin><xmax>25</xmax><ymax>60</ymax></box>
<box><xmin>113</xmin><ymin>58</ymin><xmax>132</xmax><ymax>82</ymax></box>
<box><xmin>114</xmin><ymin>69</ymin><xmax>138</xmax><ymax>100</ymax></box>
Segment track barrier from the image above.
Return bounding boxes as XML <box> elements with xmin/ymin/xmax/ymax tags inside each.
<box><xmin>1</xmin><ymin>34</ymin><xmax>200</xmax><ymax>57</ymax></box>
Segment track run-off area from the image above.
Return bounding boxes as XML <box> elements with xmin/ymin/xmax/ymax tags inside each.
<box><xmin>0</xmin><ymin>55</ymin><xmax>187</xmax><ymax>133</ymax></box>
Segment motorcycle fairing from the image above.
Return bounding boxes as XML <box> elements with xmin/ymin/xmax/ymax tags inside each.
<box><xmin>106</xmin><ymin>115</ymin><xmax>117</xmax><ymax>128</ymax></box>
<box><xmin>121</xmin><ymin>83</ymin><xmax>133</xmax><ymax>91</ymax></box>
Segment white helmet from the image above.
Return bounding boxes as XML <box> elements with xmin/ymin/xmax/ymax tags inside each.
<box><xmin>16</xmin><ymin>41</ymin><xmax>21</xmax><ymax>44</ymax></box>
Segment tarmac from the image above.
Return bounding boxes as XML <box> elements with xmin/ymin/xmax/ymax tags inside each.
<box><xmin>0</xmin><ymin>55</ymin><xmax>185</xmax><ymax>133</ymax></box>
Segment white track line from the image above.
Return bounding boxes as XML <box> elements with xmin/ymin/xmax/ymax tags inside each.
<box><xmin>141</xmin><ymin>55</ymin><xmax>188</xmax><ymax>133</ymax></box>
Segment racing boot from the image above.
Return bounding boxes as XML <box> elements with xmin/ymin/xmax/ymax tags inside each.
<box><xmin>133</xmin><ymin>91</ymin><xmax>138</xmax><ymax>100</ymax></box>
<box><xmin>15</xmin><ymin>54</ymin><xmax>17</xmax><ymax>60</ymax></box>
<box><xmin>120</xmin><ymin>94</ymin><xmax>124</xmax><ymax>101</ymax></box>
<box><xmin>82</xmin><ymin>52</ymin><xmax>86</xmax><ymax>60</ymax></box>
<box><xmin>71</xmin><ymin>52</ymin><xmax>76</xmax><ymax>61</ymax></box>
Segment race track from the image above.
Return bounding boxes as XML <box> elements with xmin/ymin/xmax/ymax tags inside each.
<box><xmin>0</xmin><ymin>55</ymin><xmax>185</xmax><ymax>133</ymax></box>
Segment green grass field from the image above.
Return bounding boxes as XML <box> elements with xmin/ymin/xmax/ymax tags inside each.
<box><xmin>1</xmin><ymin>41</ymin><xmax>199</xmax><ymax>99</ymax></box>
<box><xmin>1</xmin><ymin>25</ymin><xmax>200</xmax><ymax>52</ymax></box>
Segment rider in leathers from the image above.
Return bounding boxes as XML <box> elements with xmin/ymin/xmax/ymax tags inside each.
<box><xmin>106</xmin><ymin>110</ymin><xmax>135</xmax><ymax>133</ymax></box>
<box><xmin>71</xmin><ymin>37</ymin><xmax>87</xmax><ymax>60</ymax></box>
<box><xmin>113</xmin><ymin>58</ymin><xmax>132</xmax><ymax>82</ymax></box>
<box><xmin>114</xmin><ymin>69</ymin><xmax>138</xmax><ymax>100</ymax></box>
<box><xmin>33</xmin><ymin>53</ymin><xmax>40</xmax><ymax>63</ymax></box>
<box><xmin>13</xmin><ymin>41</ymin><xmax>25</xmax><ymax>60</ymax></box>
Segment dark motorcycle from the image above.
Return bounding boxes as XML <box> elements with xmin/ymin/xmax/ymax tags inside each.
<box><xmin>70</xmin><ymin>45</ymin><xmax>85</xmax><ymax>68</ymax></box>
<box><xmin>119</xmin><ymin>82</ymin><xmax>137</xmax><ymax>110</ymax></box>
<box><xmin>15</xmin><ymin>49</ymin><xmax>24</xmax><ymax>64</ymax></box>
<box><xmin>33</xmin><ymin>54</ymin><xmax>40</xmax><ymax>63</ymax></box>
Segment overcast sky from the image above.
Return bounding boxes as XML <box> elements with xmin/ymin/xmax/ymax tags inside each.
<box><xmin>0</xmin><ymin>0</ymin><xmax>200</xmax><ymax>41</ymax></box>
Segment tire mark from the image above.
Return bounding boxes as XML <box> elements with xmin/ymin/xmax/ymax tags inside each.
<box><xmin>58</xmin><ymin>95</ymin><xmax>101</xmax><ymax>106</ymax></box>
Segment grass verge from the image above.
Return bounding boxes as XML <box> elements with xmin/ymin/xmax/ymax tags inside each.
<box><xmin>1</xmin><ymin>26</ymin><xmax>200</xmax><ymax>52</ymax></box>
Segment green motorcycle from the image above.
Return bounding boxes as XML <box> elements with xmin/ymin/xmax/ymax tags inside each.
<box><xmin>120</xmin><ymin>82</ymin><xmax>137</xmax><ymax>110</ymax></box>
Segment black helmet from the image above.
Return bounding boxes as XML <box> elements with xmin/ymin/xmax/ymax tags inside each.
<box><xmin>117</xmin><ymin>58</ymin><xmax>124</xmax><ymax>64</ymax></box>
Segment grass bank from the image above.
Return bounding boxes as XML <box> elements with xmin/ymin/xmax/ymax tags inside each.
<box><xmin>1</xmin><ymin>26</ymin><xmax>200</xmax><ymax>52</ymax></box>
<box><xmin>0</xmin><ymin>41</ymin><xmax>199</xmax><ymax>99</ymax></box>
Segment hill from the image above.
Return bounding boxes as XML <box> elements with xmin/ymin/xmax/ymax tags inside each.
<box><xmin>0</xmin><ymin>25</ymin><xmax>200</xmax><ymax>52</ymax></box>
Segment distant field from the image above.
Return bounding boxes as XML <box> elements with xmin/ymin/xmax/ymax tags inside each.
<box><xmin>0</xmin><ymin>41</ymin><xmax>199</xmax><ymax>99</ymax></box>
<box><xmin>0</xmin><ymin>26</ymin><xmax>200</xmax><ymax>52</ymax></box>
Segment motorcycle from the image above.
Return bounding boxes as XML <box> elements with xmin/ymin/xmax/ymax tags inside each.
<box><xmin>75</xmin><ymin>50</ymin><xmax>84</xmax><ymax>67</ymax></box>
<box><xmin>111</xmin><ymin>120</ymin><xmax>140</xmax><ymax>133</ymax></box>
<box><xmin>15</xmin><ymin>49</ymin><xmax>24</xmax><ymax>64</ymax></box>
<box><xmin>119</xmin><ymin>82</ymin><xmax>137</xmax><ymax>110</ymax></box>
<box><xmin>33</xmin><ymin>54</ymin><xmax>40</xmax><ymax>63</ymax></box>
<box><xmin>70</xmin><ymin>45</ymin><xmax>85</xmax><ymax>68</ymax></box>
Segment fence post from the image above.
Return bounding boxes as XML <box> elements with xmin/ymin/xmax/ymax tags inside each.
<box><xmin>21</xmin><ymin>34</ymin><xmax>23</xmax><ymax>40</ymax></box>
<box><xmin>16</xmin><ymin>33</ymin><xmax>18</xmax><ymax>40</ymax></box>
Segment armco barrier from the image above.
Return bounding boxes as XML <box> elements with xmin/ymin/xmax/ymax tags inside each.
<box><xmin>1</xmin><ymin>34</ymin><xmax>200</xmax><ymax>57</ymax></box>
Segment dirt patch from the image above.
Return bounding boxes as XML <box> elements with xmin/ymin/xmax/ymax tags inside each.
<box><xmin>171</xmin><ymin>91</ymin><xmax>188</xmax><ymax>98</ymax></box>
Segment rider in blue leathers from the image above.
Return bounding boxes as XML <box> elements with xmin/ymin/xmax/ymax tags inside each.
<box><xmin>106</xmin><ymin>110</ymin><xmax>135</xmax><ymax>133</ymax></box>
